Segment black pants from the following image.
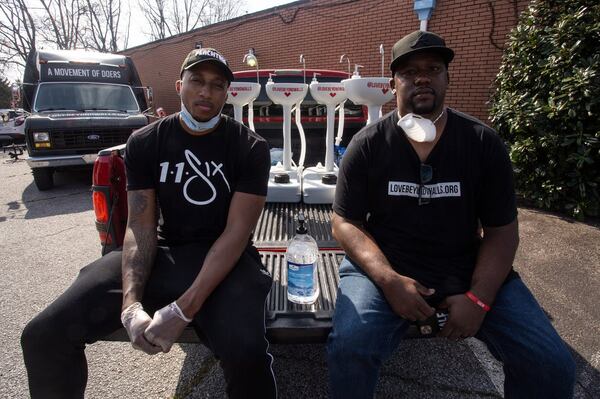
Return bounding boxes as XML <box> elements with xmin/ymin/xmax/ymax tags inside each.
<box><xmin>21</xmin><ymin>244</ymin><xmax>277</xmax><ymax>398</ymax></box>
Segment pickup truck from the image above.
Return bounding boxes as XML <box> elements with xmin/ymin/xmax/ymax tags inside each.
<box><xmin>93</xmin><ymin>69</ymin><xmax>434</xmax><ymax>344</ymax></box>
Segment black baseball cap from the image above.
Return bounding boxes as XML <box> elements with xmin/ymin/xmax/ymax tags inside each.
<box><xmin>390</xmin><ymin>31</ymin><xmax>454</xmax><ymax>73</ymax></box>
<box><xmin>180</xmin><ymin>48</ymin><xmax>234</xmax><ymax>82</ymax></box>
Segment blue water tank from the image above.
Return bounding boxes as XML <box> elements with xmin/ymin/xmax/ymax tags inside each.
<box><xmin>414</xmin><ymin>0</ymin><xmax>436</xmax><ymax>21</ymax></box>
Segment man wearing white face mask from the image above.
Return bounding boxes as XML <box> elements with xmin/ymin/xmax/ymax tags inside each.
<box><xmin>327</xmin><ymin>31</ymin><xmax>575</xmax><ymax>398</ymax></box>
<box><xmin>21</xmin><ymin>48</ymin><xmax>277</xmax><ymax>398</ymax></box>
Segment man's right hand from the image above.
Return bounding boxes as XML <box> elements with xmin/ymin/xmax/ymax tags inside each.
<box><xmin>381</xmin><ymin>274</ymin><xmax>435</xmax><ymax>321</ymax></box>
<box><xmin>121</xmin><ymin>302</ymin><xmax>162</xmax><ymax>355</ymax></box>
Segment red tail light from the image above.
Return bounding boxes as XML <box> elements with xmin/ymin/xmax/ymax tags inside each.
<box><xmin>93</xmin><ymin>190</ymin><xmax>113</xmax><ymax>246</ymax></box>
<box><xmin>93</xmin><ymin>191</ymin><xmax>109</xmax><ymax>223</ymax></box>
<box><xmin>93</xmin><ymin>151</ymin><xmax>127</xmax><ymax>248</ymax></box>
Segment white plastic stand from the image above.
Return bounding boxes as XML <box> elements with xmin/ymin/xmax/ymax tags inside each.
<box><xmin>303</xmin><ymin>79</ymin><xmax>347</xmax><ymax>204</ymax></box>
<box><xmin>265</xmin><ymin>80</ymin><xmax>308</xmax><ymax>203</ymax></box>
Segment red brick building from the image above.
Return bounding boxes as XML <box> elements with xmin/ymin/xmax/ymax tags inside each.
<box><xmin>123</xmin><ymin>0</ymin><xmax>529</xmax><ymax>122</ymax></box>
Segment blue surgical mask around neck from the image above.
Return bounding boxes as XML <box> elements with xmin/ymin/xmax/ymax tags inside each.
<box><xmin>179</xmin><ymin>101</ymin><xmax>223</xmax><ymax>132</ymax></box>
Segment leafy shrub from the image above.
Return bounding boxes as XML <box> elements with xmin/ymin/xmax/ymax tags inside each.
<box><xmin>490</xmin><ymin>0</ymin><xmax>600</xmax><ymax>219</ymax></box>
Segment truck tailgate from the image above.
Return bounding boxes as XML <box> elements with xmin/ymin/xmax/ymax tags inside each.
<box><xmin>253</xmin><ymin>203</ymin><xmax>340</xmax><ymax>343</ymax></box>
<box><xmin>263</xmin><ymin>249</ymin><xmax>342</xmax><ymax>343</ymax></box>
<box><xmin>104</xmin><ymin>203</ymin><xmax>341</xmax><ymax>344</ymax></box>
<box><xmin>103</xmin><ymin>203</ymin><xmax>427</xmax><ymax>344</ymax></box>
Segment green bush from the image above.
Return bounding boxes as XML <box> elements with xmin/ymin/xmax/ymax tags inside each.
<box><xmin>490</xmin><ymin>0</ymin><xmax>600</xmax><ymax>219</ymax></box>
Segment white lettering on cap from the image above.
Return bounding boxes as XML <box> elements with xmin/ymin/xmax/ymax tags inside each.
<box><xmin>195</xmin><ymin>49</ymin><xmax>227</xmax><ymax>64</ymax></box>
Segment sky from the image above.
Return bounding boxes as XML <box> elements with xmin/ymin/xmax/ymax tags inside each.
<box><xmin>244</xmin><ymin>0</ymin><xmax>298</xmax><ymax>14</ymax></box>
<box><xmin>127</xmin><ymin>0</ymin><xmax>298</xmax><ymax>47</ymax></box>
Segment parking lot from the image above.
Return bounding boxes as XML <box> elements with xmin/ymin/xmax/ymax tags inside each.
<box><xmin>1</xmin><ymin>150</ymin><xmax>599</xmax><ymax>398</ymax></box>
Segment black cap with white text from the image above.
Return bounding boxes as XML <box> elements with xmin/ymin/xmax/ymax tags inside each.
<box><xmin>180</xmin><ymin>48</ymin><xmax>234</xmax><ymax>82</ymax></box>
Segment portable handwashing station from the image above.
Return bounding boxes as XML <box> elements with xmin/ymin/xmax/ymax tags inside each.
<box><xmin>226</xmin><ymin>50</ymin><xmax>262</xmax><ymax>131</ymax></box>
<box><xmin>302</xmin><ymin>73</ymin><xmax>347</xmax><ymax>204</ymax></box>
<box><xmin>265</xmin><ymin>72</ymin><xmax>308</xmax><ymax>202</ymax></box>
<box><xmin>226</xmin><ymin>82</ymin><xmax>261</xmax><ymax>131</ymax></box>
<box><xmin>342</xmin><ymin>45</ymin><xmax>394</xmax><ymax>126</ymax></box>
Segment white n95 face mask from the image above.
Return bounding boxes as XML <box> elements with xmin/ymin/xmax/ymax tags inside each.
<box><xmin>397</xmin><ymin>112</ymin><xmax>437</xmax><ymax>143</ymax></box>
<box><xmin>180</xmin><ymin>101</ymin><xmax>222</xmax><ymax>132</ymax></box>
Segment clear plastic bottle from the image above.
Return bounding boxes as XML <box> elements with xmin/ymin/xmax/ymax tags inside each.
<box><xmin>286</xmin><ymin>213</ymin><xmax>320</xmax><ymax>304</ymax></box>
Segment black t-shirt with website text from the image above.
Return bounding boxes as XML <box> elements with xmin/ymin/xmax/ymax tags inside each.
<box><xmin>334</xmin><ymin>108</ymin><xmax>517</xmax><ymax>299</ymax></box>
<box><xmin>125</xmin><ymin>113</ymin><xmax>270</xmax><ymax>245</ymax></box>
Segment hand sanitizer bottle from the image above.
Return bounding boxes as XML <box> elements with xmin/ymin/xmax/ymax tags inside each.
<box><xmin>286</xmin><ymin>212</ymin><xmax>319</xmax><ymax>304</ymax></box>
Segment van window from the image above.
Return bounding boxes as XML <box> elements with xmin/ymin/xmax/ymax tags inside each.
<box><xmin>34</xmin><ymin>82</ymin><xmax>139</xmax><ymax>112</ymax></box>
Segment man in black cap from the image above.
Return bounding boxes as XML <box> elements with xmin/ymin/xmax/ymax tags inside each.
<box><xmin>327</xmin><ymin>31</ymin><xmax>575</xmax><ymax>398</ymax></box>
<box><xmin>21</xmin><ymin>48</ymin><xmax>277</xmax><ymax>398</ymax></box>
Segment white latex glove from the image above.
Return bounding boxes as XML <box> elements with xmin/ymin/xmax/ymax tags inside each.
<box><xmin>144</xmin><ymin>301</ymin><xmax>191</xmax><ymax>353</ymax></box>
<box><xmin>121</xmin><ymin>302</ymin><xmax>162</xmax><ymax>355</ymax></box>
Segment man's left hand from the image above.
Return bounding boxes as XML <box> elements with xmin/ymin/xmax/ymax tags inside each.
<box><xmin>144</xmin><ymin>302</ymin><xmax>191</xmax><ymax>353</ymax></box>
<box><xmin>437</xmin><ymin>294</ymin><xmax>486</xmax><ymax>340</ymax></box>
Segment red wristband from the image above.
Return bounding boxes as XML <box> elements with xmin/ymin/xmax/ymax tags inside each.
<box><xmin>465</xmin><ymin>291</ymin><xmax>491</xmax><ymax>312</ymax></box>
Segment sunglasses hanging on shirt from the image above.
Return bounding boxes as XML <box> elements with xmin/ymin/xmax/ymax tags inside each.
<box><xmin>418</xmin><ymin>163</ymin><xmax>433</xmax><ymax>205</ymax></box>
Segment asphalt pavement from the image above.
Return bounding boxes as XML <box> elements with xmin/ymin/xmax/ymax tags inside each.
<box><xmin>0</xmin><ymin>150</ymin><xmax>598</xmax><ymax>398</ymax></box>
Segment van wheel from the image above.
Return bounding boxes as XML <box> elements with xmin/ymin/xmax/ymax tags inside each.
<box><xmin>32</xmin><ymin>168</ymin><xmax>54</xmax><ymax>190</ymax></box>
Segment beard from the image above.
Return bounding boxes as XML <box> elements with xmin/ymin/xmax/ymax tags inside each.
<box><xmin>411</xmin><ymin>100</ymin><xmax>436</xmax><ymax>115</ymax></box>
<box><xmin>410</xmin><ymin>95</ymin><xmax>438</xmax><ymax>115</ymax></box>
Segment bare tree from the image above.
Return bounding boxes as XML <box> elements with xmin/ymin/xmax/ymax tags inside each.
<box><xmin>138</xmin><ymin>0</ymin><xmax>172</xmax><ymax>41</ymax></box>
<box><xmin>0</xmin><ymin>0</ymin><xmax>36</xmax><ymax>74</ymax></box>
<box><xmin>171</xmin><ymin>0</ymin><xmax>210</xmax><ymax>35</ymax></box>
<box><xmin>139</xmin><ymin>0</ymin><xmax>242</xmax><ymax>41</ymax></box>
<box><xmin>83</xmin><ymin>0</ymin><xmax>129</xmax><ymax>52</ymax></box>
<box><xmin>204</xmin><ymin>0</ymin><xmax>241</xmax><ymax>26</ymax></box>
<box><xmin>38</xmin><ymin>0</ymin><xmax>86</xmax><ymax>49</ymax></box>
<box><xmin>0</xmin><ymin>0</ymin><xmax>134</xmax><ymax>81</ymax></box>
<box><xmin>0</xmin><ymin>0</ymin><xmax>242</xmax><ymax>80</ymax></box>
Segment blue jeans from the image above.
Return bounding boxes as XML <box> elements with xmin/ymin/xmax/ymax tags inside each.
<box><xmin>326</xmin><ymin>257</ymin><xmax>576</xmax><ymax>399</ymax></box>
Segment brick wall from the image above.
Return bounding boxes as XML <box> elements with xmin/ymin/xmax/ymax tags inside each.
<box><xmin>124</xmin><ymin>0</ymin><xmax>529</xmax><ymax>123</ymax></box>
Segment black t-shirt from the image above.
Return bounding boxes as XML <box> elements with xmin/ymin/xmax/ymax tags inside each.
<box><xmin>125</xmin><ymin>113</ymin><xmax>270</xmax><ymax>245</ymax></box>
<box><xmin>334</xmin><ymin>108</ymin><xmax>517</xmax><ymax>299</ymax></box>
